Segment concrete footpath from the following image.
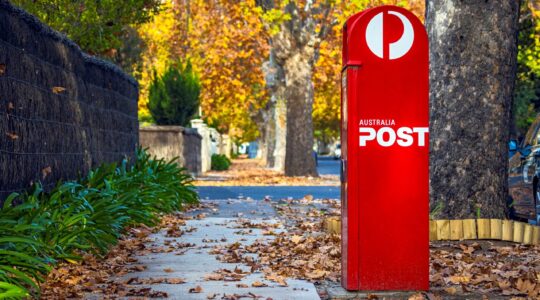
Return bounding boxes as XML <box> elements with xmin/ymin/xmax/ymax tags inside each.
<box><xmin>113</xmin><ymin>198</ymin><xmax>320</xmax><ymax>300</ymax></box>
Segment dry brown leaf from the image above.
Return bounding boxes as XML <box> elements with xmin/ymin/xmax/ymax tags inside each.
<box><xmin>265</xmin><ymin>273</ymin><xmax>288</xmax><ymax>286</ymax></box>
<box><xmin>163</xmin><ymin>268</ymin><xmax>174</xmax><ymax>273</ymax></box>
<box><xmin>6</xmin><ymin>132</ymin><xmax>18</xmax><ymax>140</ymax></box>
<box><xmin>291</xmin><ymin>235</ymin><xmax>303</xmax><ymax>244</ymax></box>
<box><xmin>306</xmin><ymin>269</ymin><xmax>327</xmax><ymax>279</ymax></box>
<box><xmin>167</xmin><ymin>278</ymin><xmax>186</xmax><ymax>284</ymax></box>
<box><xmin>444</xmin><ymin>287</ymin><xmax>458</xmax><ymax>295</ymax></box>
<box><xmin>0</xmin><ymin>63</ymin><xmax>5</xmax><ymax>76</ymax></box>
<box><xmin>189</xmin><ymin>285</ymin><xmax>203</xmax><ymax>293</ymax></box>
<box><xmin>448</xmin><ymin>275</ymin><xmax>470</xmax><ymax>284</ymax></box>
<box><xmin>132</xmin><ymin>265</ymin><xmax>146</xmax><ymax>272</ymax></box>
<box><xmin>251</xmin><ymin>281</ymin><xmax>268</xmax><ymax>287</ymax></box>
<box><xmin>52</xmin><ymin>86</ymin><xmax>66</xmax><ymax>94</ymax></box>
<box><xmin>41</xmin><ymin>166</ymin><xmax>52</xmax><ymax>180</ymax></box>
<box><xmin>408</xmin><ymin>293</ymin><xmax>425</xmax><ymax>300</ymax></box>
<box><xmin>204</xmin><ymin>273</ymin><xmax>224</xmax><ymax>281</ymax></box>
<box><xmin>236</xmin><ymin>283</ymin><xmax>248</xmax><ymax>288</ymax></box>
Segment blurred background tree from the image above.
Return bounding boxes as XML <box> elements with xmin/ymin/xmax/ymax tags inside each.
<box><xmin>171</xmin><ymin>0</ymin><xmax>269</xmax><ymax>142</ymax></box>
<box><xmin>11</xmin><ymin>0</ymin><xmax>161</xmax><ymax>57</ymax></box>
<box><xmin>148</xmin><ymin>61</ymin><xmax>201</xmax><ymax>126</ymax></box>
<box><xmin>513</xmin><ymin>1</ymin><xmax>540</xmax><ymax>137</ymax></box>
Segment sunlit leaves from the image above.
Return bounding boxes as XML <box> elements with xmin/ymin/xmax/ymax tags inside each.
<box><xmin>12</xmin><ymin>0</ymin><xmax>161</xmax><ymax>54</ymax></box>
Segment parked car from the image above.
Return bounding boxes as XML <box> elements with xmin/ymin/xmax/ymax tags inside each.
<box><xmin>333</xmin><ymin>144</ymin><xmax>341</xmax><ymax>160</ymax></box>
<box><xmin>508</xmin><ymin>117</ymin><xmax>540</xmax><ymax>225</ymax></box>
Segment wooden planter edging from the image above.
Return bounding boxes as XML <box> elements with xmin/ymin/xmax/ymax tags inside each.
<box><xmin>323</xmin><ymin>217</ymin><xmax>540</xmax><ymax>246</ymax></box>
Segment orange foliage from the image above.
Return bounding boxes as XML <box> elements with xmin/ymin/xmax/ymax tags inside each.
<box><xmin>313</xmin><ymin>0</ymin><xmax>425</xmax><ymax>140</ymax></box>
<box><xmin>173</xmin><ymin>0</ymin><xmax>270</xmax><ymax>140</ymax></box>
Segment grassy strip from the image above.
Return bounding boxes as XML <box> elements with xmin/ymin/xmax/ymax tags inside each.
<box><xmin>0</xmin><ymin>148</ymin><xmax>198</xmax><ymax>298</ymax></box>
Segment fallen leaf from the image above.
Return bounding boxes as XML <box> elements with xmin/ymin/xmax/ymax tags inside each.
<box><xmin>41</xmin><ymin>166</ymin><xmax>52</xmax><ymax>179</ymax></box>
<box><xmin>166</xmin><ymin>278</ymin><xmax>186</xmax><ymax>284</ymax></box>
<box><xmin>251</xmin><ymin>281</ymin><xmax>268</xmax><ymax>287</ymax></box>
<box><xmin>0</xmin><ymin>64</ymin><xmax>5</xmax><ymax>76</ymax></box>
<box><xmin>236</xmin><ymin>283</ymin><xmax>248</xmax><ymax>288</ymax></box>
<box><xmin>163</xmin><ymin>268</ymin><xmax>174</xmax><ymax>273</ymax></box>
<box><xmin>444</xmin><ymin>287</ymin><xmax>457</xmax><ymax>295</ymax></box>
<box><xmin>204</xmin><ymin>273</ymin><xmax>224</xmax><ymax>281</ymax></box>
<box><xmin>6</xmin><ymin>132</ymin><xmax>18</xmax><ymax>140</ymax></box>
<box><xmin>306</xmin><ymin>269</ymin><xmax>327</xmax><ymax>279</ymax></box>
<box><xmin>408</xmin><ymin>293</ymin><xmax>425</xmax><ymax>300</ymax></box>
<box><xmin>52</xmin><ymin>86</ymin><xmax>66</xmax><ymax>94</ymax></box>
<box><xmin>189</xmin><ymin>285</ymin><xmax>203</xmax><ymax>293</ymax></box>
<box><xmin>448</xmin><ymin>275</ymin><xmax>470</xmax><ymax>284</ymax></box>
<box><xmin>291</xmin><ymin>235</ymin><xmax>303</xmax><ymax>244</ymax></box>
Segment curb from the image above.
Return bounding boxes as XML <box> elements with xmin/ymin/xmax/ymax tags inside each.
<box><xmin>323</xmin><ymin>217</ymin><xmax>540</xmax><ymax>245</ymax></box>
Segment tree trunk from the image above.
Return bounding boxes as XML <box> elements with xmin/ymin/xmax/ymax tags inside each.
<box><xmin>261</xmin><ymin>48</ymin><xmax>286</xmax><ymax>170</ymax></box>
<box><xmin>283</xmin><ymin>51</ymin><xmax>317</xmax><ymax>176</ymax></box>
<box><xmin>273</xmin><ymin>96</ymin><xmax>287</xmax><ymax>171</ymax></box>
<box><xmin>426</xmin><ymin>0</ymin><xmax>520</xmax><ymax>219</ymax></box>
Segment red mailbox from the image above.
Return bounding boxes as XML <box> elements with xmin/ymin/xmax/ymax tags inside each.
<box><xmin>341</xmin><ymin>6</ymin><xmax>429</xmax><ymax>291</ymax></box>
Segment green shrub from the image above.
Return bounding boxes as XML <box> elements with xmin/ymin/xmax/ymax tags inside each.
<box><xmin>211</xmin><ymin>154</ymin><xmax>231</xmax><ymax>171</ymax></box>
<box><xmin>148</xmin><ymin>61</ymin><xmax>201</xmax><ymax>126</ymax></box>
<box><xmin>0</xmin><ymin>148</ymin><xmax>198</xmax><ymax>298</ymax></box>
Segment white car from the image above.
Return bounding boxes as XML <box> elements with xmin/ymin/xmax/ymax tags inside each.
<box><xmin>333</xmin><ymin>144</ymin><xmax>341</xmax><ymax>159</ymax></box>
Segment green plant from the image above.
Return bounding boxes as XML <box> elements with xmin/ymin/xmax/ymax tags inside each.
<box><xmin>148</xmin><ymin>61</ymin><xmax>201</xmax><ymax>126</ymax></box>
<box><xmin>211</xmin><ymin>154</ymin><xmax>231</xmax><ymax>171</ymax></box>
<box><xmin>0</xmin><ymin>148</ymin><xmax>198</xmax><ymax>298</ymax></box>
<box><xmin>11</xmin><ymin>0</ymin><xmax>161</xmax><ymax>55</ymax></box>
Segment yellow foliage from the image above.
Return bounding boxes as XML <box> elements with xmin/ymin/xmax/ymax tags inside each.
<box><xmin>136</xmin><ymin>1</ymin><xmax>179</xmax><ymax>121</ymax></box>
<box><xmin>137</xmin><ymin>0</ymin><xmax>269</xmax><ymax>140</ymax></box>
<box><xmin>313</xmin><ymin>0</ymin><xmax>424</xmax><ymax>140</ymax></box>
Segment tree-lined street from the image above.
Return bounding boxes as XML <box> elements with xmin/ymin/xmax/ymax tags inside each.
<box><xmin>2</xmin><ymin>0</ymin><xmax>540</xmax><ymax>299</ymax></box>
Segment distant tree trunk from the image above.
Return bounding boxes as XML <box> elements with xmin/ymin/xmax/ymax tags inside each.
<box><xmin>257</xmin><ymin>1</ymin><xmax>332</xmax><ymax>176</ymax></box>
<box><xmin>426</xmin><ymin>1</ymin><xmax>520</xmax><ymax>219</ymax></box>
<box><xmin>261</xmin><ymin>48</ymin><xmax>286</xmax><ymax>170</ymax></box>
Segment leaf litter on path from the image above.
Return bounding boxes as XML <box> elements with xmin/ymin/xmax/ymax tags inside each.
<box><xmin>40</xmin><ymin>204</ymin><xmax>209</xmax><ymax>298</ymax></box>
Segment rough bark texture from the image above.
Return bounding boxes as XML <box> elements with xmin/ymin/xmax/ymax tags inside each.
<box><xmin>272</xmin><ymin>2</ymin><xmax>332</xmax><ymax>177</ymax></box>
<box><xmin>257</xmin><ymin>0</ymin><xmax>333</xmax><ymax>176</ymax></box>
<box><xmin>282</xmin><ymin>47</ymin><xmax>317</xmax><ymax>176</ymax></box>
<box><xmin>260</xmin><ymin>48</ymin><xmax>286</xmax><ymax>170</ymax></box>
<box><xmin>426</xmin><ymin>0</ymin><xmax>520</xmax><ymax>219</ymax></box>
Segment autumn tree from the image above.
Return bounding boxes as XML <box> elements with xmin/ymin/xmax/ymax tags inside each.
<box><xmin>312</xmin><ymin>0</ymin><xmax>424</xmax><ymax>145</ymax></box>
<box><xmin>427</xmin><ymin>1</ymin><xmax>520</xmax><ymax>218</ymax></box>
<box><xmin>172</xmin><ymin>0</ymin><xmax>270</xmax><ymax>141</ymax></box>
<box><xmin>256</xmin><ymin>0</ymin><xmax>338</xmax><ymax>177</ymax></box>
<box><xmin>137</xmin><ymin>1</ymin><xmax>180</xmax><ymax>122</ymax></box>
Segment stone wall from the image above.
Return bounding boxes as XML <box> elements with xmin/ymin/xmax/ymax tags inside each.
<box><xmin>0</xmin><ymin>1</ymin><xmax>138</xmax><ymax>198</ymax></box>
<box><xmin>139</xmin><ymin>126</ymin><xmax>202</xmax><ymax>176</ymax></box>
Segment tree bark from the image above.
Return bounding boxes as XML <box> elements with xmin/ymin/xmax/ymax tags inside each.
<box><xmin>260</xmin><ymin>48</ymin><xmax>286</xmax><ymax>170</ymax></box>
<box><xmin>426</xmin><ymin>0</ymin><xmax>520</xmax><ymax>219</ymax></box>
<box><xmin>283</xmin><ymin>49</ymin><xmax>317</xmax><ymax>176</ymax></box>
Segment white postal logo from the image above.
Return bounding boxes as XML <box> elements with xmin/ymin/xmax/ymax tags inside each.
<box><xmin>365</xmin><ymin>10</ymin><xmax>414</xmax><ymax>60</ymax></box>
<box><xmin>359</xmin><ymin>127</ymin><xmax>428</xmax><ymax>147</ymax></box>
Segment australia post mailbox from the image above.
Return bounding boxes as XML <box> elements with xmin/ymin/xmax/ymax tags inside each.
<box><xmin>341</xmin><ymin>6</ymin><xmax>429</xmax><ymax>291</ymax></box>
